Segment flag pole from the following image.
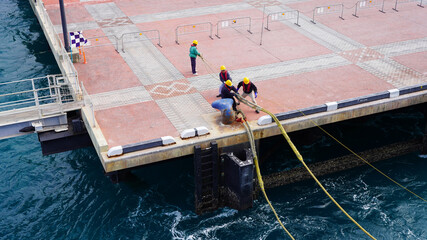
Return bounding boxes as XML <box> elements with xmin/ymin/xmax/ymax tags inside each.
<box><xmin>83</xmin><ymin>46</ymin><xmax>87</xmax><ymax>64</ymax></box>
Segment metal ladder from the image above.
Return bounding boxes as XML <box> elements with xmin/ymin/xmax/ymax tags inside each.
<box><xmin>194</xmin><ymin>142</ymin><xmax>219</xmax><ymax>214</ymax></box>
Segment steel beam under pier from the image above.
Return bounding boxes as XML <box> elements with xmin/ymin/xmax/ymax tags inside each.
<box><xmin>261</xmin><ymin>138</ymin><xmax>423</xmax><ymax>189</ymax></box>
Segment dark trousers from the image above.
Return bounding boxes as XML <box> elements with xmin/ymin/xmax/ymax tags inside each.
<box><xmin>190</xmin><ymin>57</ymin><xmax>196</xmax><ymax>74</ymax></box>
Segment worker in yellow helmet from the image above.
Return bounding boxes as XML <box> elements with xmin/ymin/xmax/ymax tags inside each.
<box><xmin>216</xmin><ymin>65</ymin><xmax>232</xmax><ymax>98</ymax></box>
<box><xmin>237</xmin><ymin>77</ymin><xmax>259</xmax><ymax>113</ymax></box>
<box><xmin>189</xmin><ymin>40</ymin><xmax>202</xmax><ymax>75</ymax></box>
<box><xmin>221</xmin><ymin>80</ymin><xmax>238</xmax><ymax>111</ymax></box>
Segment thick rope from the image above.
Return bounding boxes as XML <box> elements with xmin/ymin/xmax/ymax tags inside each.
<box><xmin>236</xmin><ymin>93</ymin><xmax>427</xmax><ymax>203</ymax></box>
<box><xmin>238</xmin><ymin>111</ymin><xmax>295</xmax><ymax>240</ymax></box>
<box><xmin>200</xmin><ymin>56</ymin><xmax>423</xmax><ymax>238</ymax></box>
<box><xmin>236</xmin><ymin>96</ymin><xmax>376</xmax><ymax>240</ymax></box>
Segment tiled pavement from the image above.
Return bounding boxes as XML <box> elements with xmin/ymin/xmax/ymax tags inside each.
<box><xmin>45</xmin><ymin>0</ymin><xmax>426</xmax><ymax>146</ymax></box>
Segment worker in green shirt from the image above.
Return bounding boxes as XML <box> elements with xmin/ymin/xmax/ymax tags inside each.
<box><xmin>189</xmin><ymin>40</ymin><xmax>202</xmax><ymax>75</ymax></box>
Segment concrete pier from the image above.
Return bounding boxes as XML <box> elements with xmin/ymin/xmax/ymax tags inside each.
<box><xmin>29</xmin><ymin>0</ymin><xmax>426</xmax><ymax>172</ymax></box>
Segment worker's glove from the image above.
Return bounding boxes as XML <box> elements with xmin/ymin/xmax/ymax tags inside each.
<box><xmin>255</xmin><ymin>92</ymin><xmax>258</xmax><ymax>98</ymax></box>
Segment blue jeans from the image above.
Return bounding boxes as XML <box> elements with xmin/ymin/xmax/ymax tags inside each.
<box><xmin>190</xmin><ymin>57</ymin><xmax>196</xmax><ymax>74</ymax></box>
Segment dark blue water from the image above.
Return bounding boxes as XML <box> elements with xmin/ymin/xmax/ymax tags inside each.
<box><xmin>1</xmin><ymin>1</ymin><xmax>426</xmax><ymax>239</ymax></box>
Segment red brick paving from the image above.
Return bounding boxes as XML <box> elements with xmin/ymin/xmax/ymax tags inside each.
<box><xmin>393</xmin><ymin>51</ymin><xmax>427</xmax><ymax>75</ymax></box>
<box><xmin>42</xmin><ymin>0</ymin><xmax>426</xmax><ymax>147</ymax></box>
<box><xmin>46</xmin><ymin>4</ymin><xmax>94</xmax><ymax>25</ymax></box>
<box><xmin>73</xmin><ymin>29</ymin><xmax>141</xmax><ymax>95</ymax></box>
<box><xmin>116</xmin><ymin>0</ymin><xmax>243</xmax><ymax>16</ymax></box>
<box><xmin>95</xmin><ymin>101</ymin><xmax>178</xmax><ymax>146</ymax></box>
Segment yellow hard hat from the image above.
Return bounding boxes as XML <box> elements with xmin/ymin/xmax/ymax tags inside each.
<box><xmin>193</xmin><ymin>40</ymin><xmax>198</xmax><ymax>45</ymax></box>
<box><xmin>225</xmin><ymin>80</ymin><xmax>232</xmax><ymax>86</ymax></box>
<box><xmin>243</xmin><ymin>77</ymin><xmax>250</xmax><ymax>84</ymax></box>
<box><xmin>220</xmin><ymin>65</ymin><xmax>226</xmax><ymax>71</ymax></box>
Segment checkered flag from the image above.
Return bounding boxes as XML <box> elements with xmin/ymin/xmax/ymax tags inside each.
<box><xmin>69</xmin><ymin>31</ymin><xmax>88</xmax><ymax>48</ymax></box>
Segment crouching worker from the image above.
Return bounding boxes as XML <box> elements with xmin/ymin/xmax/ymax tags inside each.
<box><xmin>217</xmin><ymin>65</ymin><xmax>232</xmax><ymax>98</ymax></box>
<box><xmin>237</xmin><ymin>77</ymin><xmax>259</xmax><ymax>113</ymax></box>
<box><xmin>221</xmin><ymin>80</ymin><xmax>238</xmax><ymax>111</ymax></box>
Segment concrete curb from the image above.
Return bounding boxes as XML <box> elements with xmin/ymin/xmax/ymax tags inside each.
<box><xmin>107</xmin><ymin>136</ymin><xmax>175</xmax><ymax>157</ymax></box>
<box><xmin>399</xmin><ymin>83</ymin><xmax>427</xmax><ymax>95</ymax></box>
<box><xmin>257</xmin><ymin>86</ymin><xmax>427</xmax><ymax>126</ymax></box>
<box><xmin>181</xmin><ymin>126</ymin><xmax>210</xmax><ymax>139</ymax></box>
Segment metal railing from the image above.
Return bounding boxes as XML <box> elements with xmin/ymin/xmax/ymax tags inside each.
<box><xmin>32</xmin><ymin>0</ymin><xmax>81</xmax><ymax>99</ymax></box>
<box><xmin>85</xmin><ymin>35</ymin><xmax>119</xmax><ymax>52</ymax></box>
<box><xmin>0</xmin><ymin>75</ymin><xmax>76</xmax><ymax>117</ymax></box>
<box><xmin>311</xmin><ymin>4</ymin><xmax>344</xmax><ymax>24</ymax></box>
<box><xmin>265</xmin><ymin>10</ymin><xmax>300</xmax><ymax>31</ymax></box>
<box><xmin>120</xmin><ymin>30</ymin><xmax>162</xmax><ymax>52</ymax></box>
<box><xmin>353</xmin><ymin>0</ymin><xmax>385</xmax><ymax>17</ymax></box>
<box><xmin>175</xmin><ymin>22</ymin><xmax>214</xmax><ymax>44</ymax></box>
<box><xmin>80</xmin><ymin>82</ymin><xmax>95</xmax><ymax>128</ymax></box>
<box><xmin>393</xmin><ymin>0</ymin><xmax>424</xmax><ymax>11</ymax></box>
<box><xmin>215</xmin><ymin>17</ymin><xmax>252</xmax><ymax>38</ymax></box>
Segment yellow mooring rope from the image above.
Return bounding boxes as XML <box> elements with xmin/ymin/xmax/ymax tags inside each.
<box><xmin>200</xmin><ymin>57</ymin><xmax>375</xmax><ymax>238</ymax></box>
<box><xmin>234</xmin><ymin>89</ymin><xmax>427</xmax><ymax>204</ymax></box>
<box><xmin>235</xmin><ymin>97</ymin><xmax>376</xmax><ymax>239</ymax></box>
<box><xmin>238</xmin><ymin>110</ymin><xmax>295</xmax><ymax>239</ymax></box>
<box><xmin>299</xmin><ymin>115</ymin><xmax>427</xmax><ymax>203</ymax></box>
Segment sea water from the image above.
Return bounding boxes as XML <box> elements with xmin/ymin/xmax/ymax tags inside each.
<box><xmin>0</xmin><ymin>1</ymin><xmax>426</xmax><ymax>239</ymax></box>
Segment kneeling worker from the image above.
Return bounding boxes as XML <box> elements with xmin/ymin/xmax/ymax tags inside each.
<box><xmin>237</xmin><ymin>77</ymin><xmax>259</xmax><ymax>113</ymax></box>
<box><xmin>221</xmin><ymin>80</ymin><xmax>238</xmax><ymax>111</ymax></box>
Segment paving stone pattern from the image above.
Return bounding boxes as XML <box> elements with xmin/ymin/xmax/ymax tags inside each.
<box><xmin>358</xmin><ymin>58</ymin><xmax>427</xmax><ymax>88</ymax></box>
<box><xmin>188</xmin><ymin>53</ymin><xmax>352</xmax><ymax>91</ymax></box>
<box><xmin>91</xmin><ymin>86</ymin><xmax>152</xmax><ymax>111</ymax></box>
<box><xmin>372</xmin><ymin>37</ymin><xmax>427</xmax><ymax>57</ymax></box>
<box><xmin>46</xmin><ymin>0</ymin><xmax>427</xmax><ymax>144</ymax></box>
<box><xmin>156</xmin><ymin>93</ymin><xmax>216</xmax><ymax>132</ymax></box>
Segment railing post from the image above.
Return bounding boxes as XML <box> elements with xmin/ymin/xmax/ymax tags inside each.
<box><xmin>57</xmin><ymin>85</ymin><xmax>64</xmax><ymax>113</ymax></box>
<box><xmin>312</xmin><ymin>8</ymin><xmax>316</xmax><ymax>24</ymax></box>
<box><xmin>295</xmin><ymin>10</ymin><xmax>300</xmax><ymax>26</ymax></box>
<box><xmin>156</xmin><ymin>30</ymin><xmax>162</xmax><ymax>47</ymax></box>
<box><xmin>380</xmin><ymin>0</ymin><xmax>386</xmax><ymax>12</ymax></box>
<box><xmin>353</xmin><ymin>2</ymin><xmax>359</xmax><ymax>17</ymax></box>
<box><xmin>31</xmin><ymin>79</ymin><xmax>42</xmax><ymax>118</ymax></box>
<box><xmin>115</xmin><ymin>36</ymin><xmax>119</xmax><ymax>53</ymax></box>
<box><xmin>175</xmin><ymin>27</ymin><xmax>179</xmax><ymax>45</ymax></box>
<box><xmin>340</xmin><ymin>4</ymin><xmax>344</xmax><ymax>20</ymax></box>
<box><xmin>209</xmin><ymin>23</ymin><xmax>213</xmax><ymax>40</ymax></box>
<box><xmin>216</xmin><ymin>22</ymin><xmax>221</xmax><ymax>38</ymax></box>
<box><xmin>265</xmin><ymin>14</ymin><xmax>271</xmax><ymax>31</ymax></box>
<box><xmin>393</xmin><ymin>0</ymin><xmax>399</xmax><ymax>11</ymax></box>
<box><xmin>248</xmin><ymin>17</ymin><xmax>252</xmax><ymax>34</ymax></box>
<box><xmin>91</xmin><ymin>102</ymin><xmax>95</xmax><ymax>127</ymax></box>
